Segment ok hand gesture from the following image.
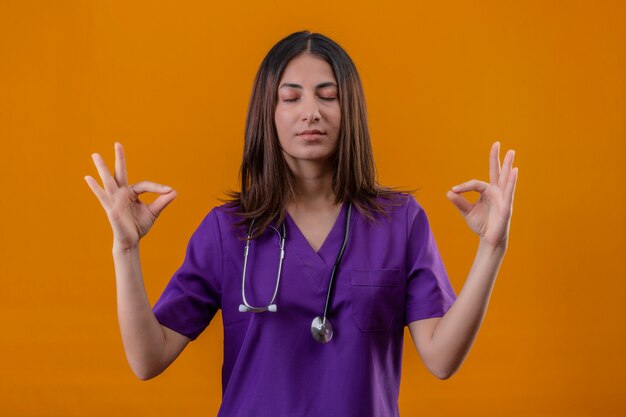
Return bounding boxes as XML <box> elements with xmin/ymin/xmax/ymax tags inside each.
<box><xmin>84</xmin><ymin>142</ymin><xmax>177</xmax><ymax>250</ymax></box>
<box><xmin>446</xmin><ymin>142</ymin><xmax>518</xmax><ymax>251</ymax></box>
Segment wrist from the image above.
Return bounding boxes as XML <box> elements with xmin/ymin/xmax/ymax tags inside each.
<box><xmin>112</xmin><ymin>242</ymin><xmax>140</xmax><ymax>253</ymax></box>
<box><xmin>478</xmin><ymin>239</ymin><xmax>507</xmax><ymax>256</ymax></box>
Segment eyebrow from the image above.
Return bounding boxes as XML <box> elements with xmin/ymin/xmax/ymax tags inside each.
<box><xmin>279</xmin><ymin>82</ymin><xmax>338</xmax><ymax>90</ymax></box>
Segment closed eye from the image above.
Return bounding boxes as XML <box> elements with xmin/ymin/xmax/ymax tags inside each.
<box><xmin>282</xmin><ymin>97</ymin><xmax>337</xmax><ymax>102</ymax></box>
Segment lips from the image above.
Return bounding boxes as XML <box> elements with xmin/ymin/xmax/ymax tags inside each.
<box><xmin>297</xmin><ymin>129</ymin><xmax>324</xmax><ymax>135</ymax></box>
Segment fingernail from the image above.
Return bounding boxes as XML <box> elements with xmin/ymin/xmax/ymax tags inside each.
<box><xmin>162</xmin><ymin>185</ymin><xmax>172</xmax><ymax>191</ymax></box>
<box><xmin>452</xmin><ymin>185</ymin><xmax>459</xmax><ymax>191</ymax></box>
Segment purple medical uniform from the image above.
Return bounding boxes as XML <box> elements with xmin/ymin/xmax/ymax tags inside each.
<box><xmin>153</xmin><ymin>194</ymin><xmax>457</xmax><ymax>417</ymax></box>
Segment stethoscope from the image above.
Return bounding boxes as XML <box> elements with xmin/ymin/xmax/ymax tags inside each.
<box><xmin>239</xmin><ymin>203</ymin><xmax>352</xmax><ymax>343</ymax></box>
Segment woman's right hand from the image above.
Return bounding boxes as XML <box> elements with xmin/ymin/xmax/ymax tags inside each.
<box><xmin>84</xmin><ymin>142</ymin><xmax>177</xmax><ymax>250</ymax></box>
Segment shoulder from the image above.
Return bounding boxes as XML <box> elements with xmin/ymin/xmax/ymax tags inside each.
<box><xmin>349</xmin><ymin>192</ymin><xmax>423</xmax><ymax>239</ymax></box>
<box><xmin>370</xmin><ymin>192</ymin><xmax>434</xmax><ymax>240</ymax></box>
<box><xmin>211</xmin><ymin>201</ymin><xmax>242</xmax><ymax>219</ymax></box>
<box><xmin>199</xmin><ymin>201</ymin><xmax>247</xmax><ymax>237</ymax></box>
<box><xmin>371</xmin><ymin>191</ymin><xmax>425</xmax><ymax>221</ymax></box>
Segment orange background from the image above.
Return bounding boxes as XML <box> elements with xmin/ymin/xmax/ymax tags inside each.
<box><xmin>1</xmin><ymin>1</ymin><xmax>625</xmax><ymax>416</ymax></box>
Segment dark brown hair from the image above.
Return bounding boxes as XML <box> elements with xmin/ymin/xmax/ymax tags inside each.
<box><xmin>223</xmin><ymin>30</ymin><xmax>413</xmax><ymax>239</ymax></box>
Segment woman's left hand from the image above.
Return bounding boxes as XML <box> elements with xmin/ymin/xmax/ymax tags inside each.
<box><xmin>446</xmin><ymin>142</ymin><xmax>518</xmax><ymax>251</ymax></box>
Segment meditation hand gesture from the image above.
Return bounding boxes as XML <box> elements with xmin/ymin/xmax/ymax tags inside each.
<box><xmin>446</xmin><ymin>142</ymin><xmax>518</xmax><ymax>251</ymax></box>
<box><xmin>84</xmin><ymin>142</ymin><xmax>177</xmax><ymax>250</ymax></box>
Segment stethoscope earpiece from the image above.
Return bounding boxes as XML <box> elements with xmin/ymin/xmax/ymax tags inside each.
<box><xmin>239</xmin><ymin>304</ymin><xmax>277</xmax><ymax>313</ymax></box>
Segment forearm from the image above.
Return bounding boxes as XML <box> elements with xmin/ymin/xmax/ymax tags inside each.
<box><xmin>112</xmin><ymin>244</ymin><xmax>167</xmax><ymax>380</ymax></box>
<box><xmin>428</xmin><ymin>241</ymin><xmax>506</xmax><ymax>378</ymax></box>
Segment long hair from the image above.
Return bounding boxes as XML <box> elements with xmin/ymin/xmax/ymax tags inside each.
<box><xmin>223</xmin><ymin>30</ymin><xmax>413</xmax><ymax>239</ymax></box>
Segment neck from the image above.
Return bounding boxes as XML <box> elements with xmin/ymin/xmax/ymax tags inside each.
<box><xmin>286</xmin><ymin>159</ymin><xmax>336</xmax><ymax>209</ymax></box>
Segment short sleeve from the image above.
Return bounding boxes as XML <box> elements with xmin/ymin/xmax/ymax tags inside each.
<box><xmin>152</xmin><ymin>209</ymin><xmax>223</xmax><ymax>341</ymax></box>
<box><xmin>404</xmin><ymin>197</ymin><xmax>457</xmax><ymax>325</ymax></box>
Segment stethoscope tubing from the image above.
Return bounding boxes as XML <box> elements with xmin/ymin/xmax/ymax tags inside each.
<box><xmin>239</xmin><ymin>221</ymin><xmax>286</xmax><ymax>313</ymax></box>
<box><xmin>239</xmin><ymin>202</ymin><xmax>352</xmax><ymax>328</ymax></box>
<box><xmin>320</xmin><ymin>203</ymin><xmax>352</xmax><ymax>324</ymax></box>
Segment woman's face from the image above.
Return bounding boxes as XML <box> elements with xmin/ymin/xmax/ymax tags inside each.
<box><xmin>274</xmin><ymin>53</ymin><xmax>341</xmax><ymax>170</ymax></box>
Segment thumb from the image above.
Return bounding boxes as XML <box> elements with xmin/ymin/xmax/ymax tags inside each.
<box><xmin>148</xmin><ymin>189</ymin><xmax>177</xmax><ymax>217</ymax></box>
<box><xmin>131</xmin><ymin>180</ymin><xmax>172</xmax><ymax>195</ymax></box>
<box><xmin>446</xmin><ymin>190</ymin><xmax>472</xmax><ymax>216</ymax></box>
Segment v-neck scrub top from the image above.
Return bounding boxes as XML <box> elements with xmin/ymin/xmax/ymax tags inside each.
<box><xmin>153</xmin><ymin>193</ymin><xmax>457</xmax><ymax>417</ymax></box>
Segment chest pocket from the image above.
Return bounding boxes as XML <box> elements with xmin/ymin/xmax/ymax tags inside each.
<box><xmin>350</xmin><ymin>268</ymin><xmax>403</xmax><ymax>332</ymax></box>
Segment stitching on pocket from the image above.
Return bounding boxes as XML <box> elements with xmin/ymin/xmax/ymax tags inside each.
<box><xmin>350</xmin><ymin>269</ymin><xmax>402</xmax><ymax>332</ymax></box>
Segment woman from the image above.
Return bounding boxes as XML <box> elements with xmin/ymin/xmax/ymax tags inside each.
<box><xmin>85</xmin><ymin>31</ymin><xmax>518</xmax><ymax>417</ymax></box>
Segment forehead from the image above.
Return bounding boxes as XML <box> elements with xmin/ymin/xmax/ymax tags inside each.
<box><xmin>278</xmin><ymin>53</ymin><xmax>336</xmax><ymax>85</ymax></box>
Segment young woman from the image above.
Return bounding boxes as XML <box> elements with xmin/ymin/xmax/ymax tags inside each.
<box><xmin>85</xmin><ymin>31</ymin><xmax>518</xmax><ymax>417</ymax></box>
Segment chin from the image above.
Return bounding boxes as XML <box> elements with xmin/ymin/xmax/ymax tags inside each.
<box><xmin>282</xmin><ymin>150</ymin><xmax>336</xmax><ymax>166</ymax></box>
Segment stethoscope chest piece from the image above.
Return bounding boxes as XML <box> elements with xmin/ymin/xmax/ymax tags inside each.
<box><xmin>311</xmin><ymin>316</ymin><xmax>333</xmax><ymax>343</ymax></box>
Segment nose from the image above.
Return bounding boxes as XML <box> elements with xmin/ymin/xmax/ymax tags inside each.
<box><xmin>301</xmin><ymin>94</ymin><xmax>321</xmax><ymax>122</ymax></box>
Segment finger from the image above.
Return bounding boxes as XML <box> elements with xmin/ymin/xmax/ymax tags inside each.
<box><xmin>114</xmin><ymin>142</ymin><xmax>128</xmax><ymax>186</ymax></box>
<box><xmin>451</xmin><ymin>179</ymin><xmax>489</xmax><ymax>194</ymax></box>
<box><xmin>489</xmin><ymin>142</ymin><xmax>501</xmax><ymax>185</ymax></box>
<box><xmin>91</xmin><ymin>153</ymin><xmax>118</xmax><ymax>194</ymax></box>
<box><xmin>504</xmin><ymin>166</ymin><xmax>518</xmax><ymax>210</ymax></box>
<box><xmin>446</xmin><ymin>190</ymin><xmax>472</xmax><ymax>216</ymax></box>
<box><xmin>84</xmin><ymin>175</ymin><xmax>109</xmax><ymax>206</ymax></box>
<box><xmin>148</xmin><ymin>189</ymin><xmax>178</xmax><ymax>217</ymax></box>
<box><xmin>131</xmin><ymin>180</ymin><xmax>173</xmax><ymax>195</ymax></box>
<box><xmin>498</xmin><ymin>149</ymin><xmax>515</xmax><ymax>190</ymax></box>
